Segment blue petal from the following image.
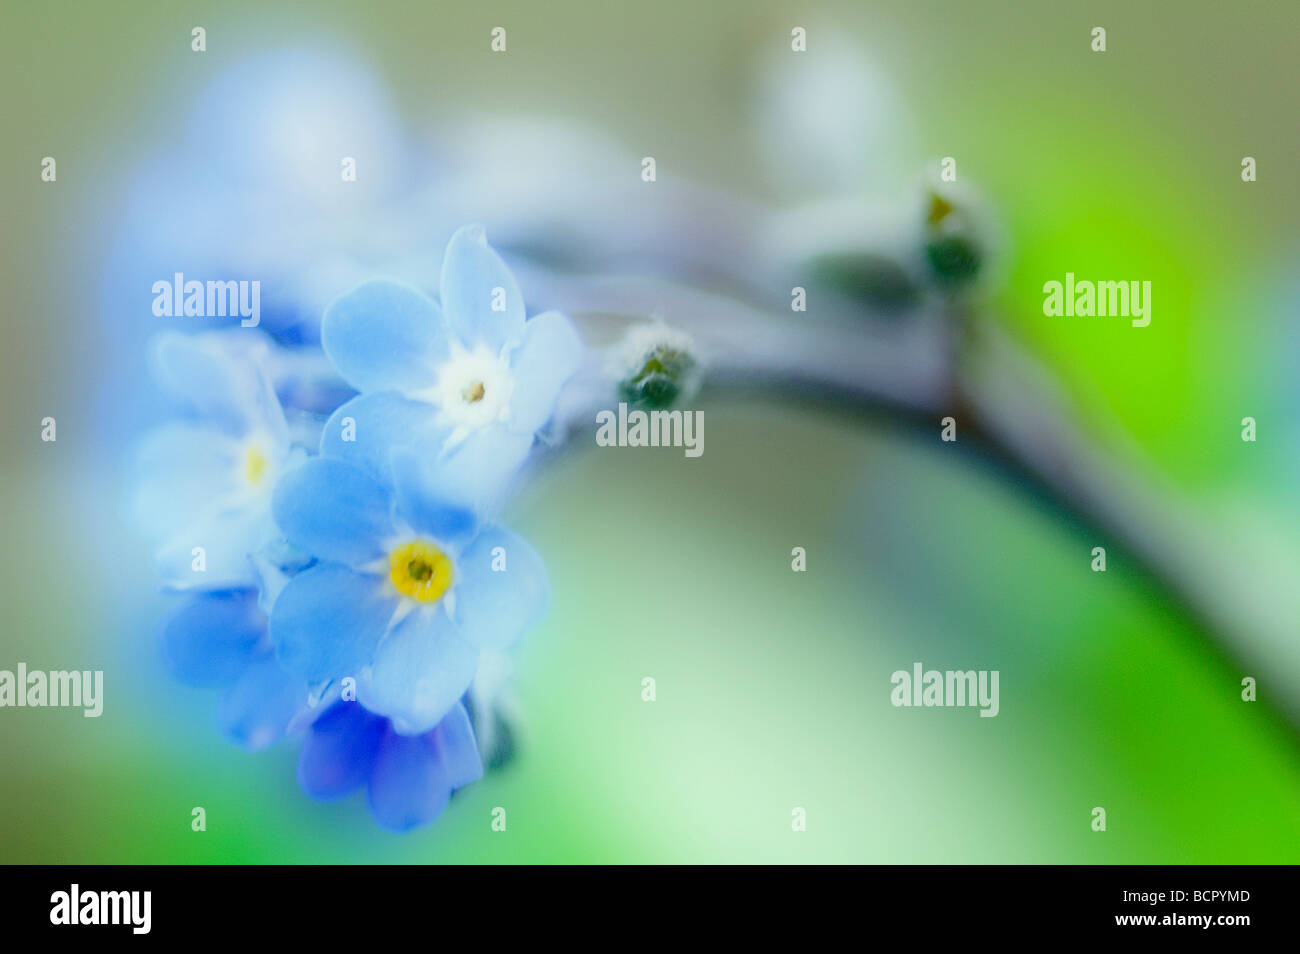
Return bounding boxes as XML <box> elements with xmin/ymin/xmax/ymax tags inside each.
<box><xmin>218</xmin><ymin>655</ymin><xmax>306</xmax><ymax>751</ymax></box>
<box><xmin>430</xmin><ymin>426</ymin><xmax>535</xmax><ymax>518</ymax></box>
<box><xmin>506</xmin><ymin>310</ymin><xmax>584</xmax><ymax>435</ymax></box>
<box><xmin>150</xmin><ymin>332</ymin><xmax>288</xmax><ymax>441</ymax></box>
<box><xmin>160</xmin><ymin>590</ymin><xmax>265</xmax><ymax>688</ymax></box>
<box><xmin>320</xmin><ymin>391</ymin><xmax>450</xmax><ymax>486</ymax></box>
<box><xmin>390</xmin><ymin>448</ymin><xmax>479</xmax><ymax>545</ymax></box>
<box><xmin>154</xmin><ymin>507</ymin><xmax>277</xmax><ymax>592</ymax></box>
<box><xmin>322</xmin><ymin>393</ymin><xmax>531</xmax><ymax>519</ymax></box>
<box><xmin>427</xmin><ymin>701</ymin><xmax>484</xmax><ymax>789</ymax></box>
<box><xmin>132</xmin><ymin>425</ymin><xmax>244</xmax><ymax>541</ymax></box>
<box><xmin>297</xmin><ymin>701</ymin><xmax>388</xmax><ymax>800</ymax></box>
<box><xmin>321</xmin><ymin>280</ymin><xmax>448</xmax><ymax>394</ymax></box>
<box><xmin>271</xmin><ymin>457</ymin><xmax>394</xmax><ymax>568</ymax></box>
<box><xmin>270</xmin><ymin>564</ymin><xmax>396</xmax><ymax>684</ymax></box>
<box><xmin>454</xmin><ymin>528</ymin><xmax>550</xmax><ymax>651</ymax></box>
<box><xmin>248</xmin><ymin>548</ymin><xmax>291</xmax><ymax>614</ymax></box>
<box><xmin>356</xmin><ymin>608</ymin><xmax>478</xmax><ymax>735</ymax></box>
<box><xmin>439</xmin><ymin>225</ymin><xmax>525</xmax><ymax>351</ymax></box>
<box><xmin>366</xmin><ymin>725</ymin><xmax>453</xmax><ymax>832</ymax></box>
<box><xmin>365</xmin><ymin>702</ymin><xmax>481</xmax><ymax>832</ymax></box>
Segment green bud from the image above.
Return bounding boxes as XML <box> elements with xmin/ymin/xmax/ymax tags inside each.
<box><xmin>921</xmin><ymin>189</ymin><xmax>987</xmax><ymax>292</ymax></box>
<box><xmin>925</xmin><ymin>233</ymin><xmax>982</xmax><ymax>288</ymax></box>
<box><xmin>612</xmin><ymin>323</ymin><xmax>700</xmax><ymax>409</ymax></box>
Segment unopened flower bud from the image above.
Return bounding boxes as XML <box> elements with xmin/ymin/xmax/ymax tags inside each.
<box><xmin>611</xmin><ymin>322</ymin><xmax>701</xmax><ymax>409</ymax></box>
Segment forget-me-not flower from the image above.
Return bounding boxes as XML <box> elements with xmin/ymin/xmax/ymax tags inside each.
<box><xmin>298</xmin><ymin>698</ymin><xmax>483</xmax><ymax>832</ymax></box>
<box><xmin>319</xmin><ymin>224</ymin><xmax>583</xmax><ymax>513</ymax></box>
<box><xmin>269</xmin><ymin>453</ymin><xmax>548</xmax><ymax>735</ymax></box>
<box><xmin>133</xmin><ymin>332</ymin><xmax>305</xmax><ymax>590</ymax></box>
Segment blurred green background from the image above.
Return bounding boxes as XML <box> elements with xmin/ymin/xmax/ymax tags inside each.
<box><xmin>2</xmin><ymin>0</ymin><xmax>1298</xmax><ymax>862</ymax></box>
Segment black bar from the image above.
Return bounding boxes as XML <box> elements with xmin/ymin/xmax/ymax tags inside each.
<box><xmin>0</xmin><ymin>865</ymin><xmax>1281</xmax><ymax>939</ymax></box>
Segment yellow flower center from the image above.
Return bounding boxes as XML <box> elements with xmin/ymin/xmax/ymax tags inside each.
<box><xmin>463</xmin><ymin>380</ymin><xmax>486</xmax><ymax>403</ymax></box>
<box><xmin>244</xmin><ymin>446</ymin><xmax>269</xmax><ymax>486</ymax></box>
<box><xmin>388</xmin><ymin>540</ymin><xmax>454</xmax><ymax>603</ymax></box>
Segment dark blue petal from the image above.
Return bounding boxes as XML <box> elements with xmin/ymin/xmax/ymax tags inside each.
<box><xmin>218</xmin><ymin>655</ymin><xmax>305</xmax><ymax>752</ymax></box>
<box><xmin>297</xmin><ymin>701</ymin><xmax>388</xmax><ymax>801</ymax></box>
<box><xmin>366</xmin><ymin>704</ymin><xmax>477</xmax><ymax>832</ymax></box>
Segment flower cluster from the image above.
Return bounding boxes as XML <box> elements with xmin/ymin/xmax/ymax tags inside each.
<box><xmin>137</xmin><ymin>226</ymin><xmax>581</xmax><ymax>830</ymax></box>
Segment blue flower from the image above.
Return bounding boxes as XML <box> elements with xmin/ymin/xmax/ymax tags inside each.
<box><xmin>298</xmin><ymin>699</ymin><xmax>483</xmax><ymax>832</ymax></box>
<box><xmin>160</xmin><ymin>589</ymin><xmax>306</xmax><ymax>751</ymax></box>
<box><xmin>268</xmin><ymin>454</ymin><xmax>549</xmax><ymax>735</ymax></box>
<box><xmin>163</xmin><ymin>588</ymin><xmax>482</xmax><ymax>831</ymax></box>
<box><xmin>133</xmin><ymin>332</ymin><xmax>306</xmax><ymax>590</ymax></box>
<box><xmin>319</xmin><ymin>225</ymin><xmax>583</xmax><ymax>513</ymax></box>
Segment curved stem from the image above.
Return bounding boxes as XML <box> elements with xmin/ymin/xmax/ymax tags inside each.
<box><xmin>531</xmin><ymin>271</ymin><xmax>1300</xmax><ymax>735</ymax></box>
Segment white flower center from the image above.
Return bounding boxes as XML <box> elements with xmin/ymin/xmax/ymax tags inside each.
<box><xmin>416</xmin><ymin>343</ymin><xmax>514</xmax><ymax>436</ymax></box>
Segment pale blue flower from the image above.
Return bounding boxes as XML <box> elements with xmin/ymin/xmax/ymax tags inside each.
<box><xmin>132</xmin><ymin>331</ymin><xmax>305</xmax><ymax>590</ymax></box>
<box><xmin>319</xmin><ymin>225</ymin><xmax>583</xmax><ymax>513</ymax></box>
<box><xmin>268</xmin><ymin>454</ymin><xmax>548</xmax><ymax>735</ymax></box>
